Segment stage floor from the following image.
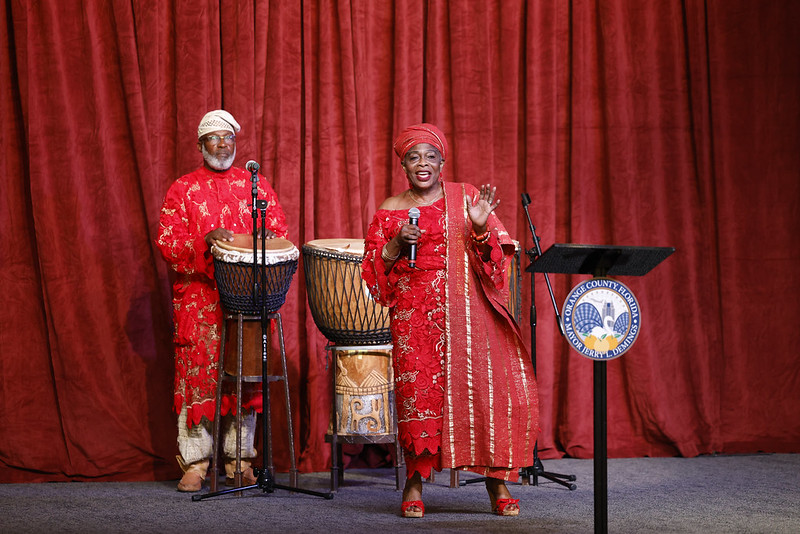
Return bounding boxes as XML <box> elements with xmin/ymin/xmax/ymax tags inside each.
<box><xmin>1</xmin><ymin>454</ymin><xmax>798</xmax><ymax>533</ymax></box>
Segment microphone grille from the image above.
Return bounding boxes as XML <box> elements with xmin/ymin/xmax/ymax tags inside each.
<box><xmin>246</xmin><ymin>160</ymin><xmax>260</xmax><ymax>172</ymax></box>
<box><xmin>408</xmin><ymin>207</ymin><xmax>421</xmax><ymax>219</ymax></box>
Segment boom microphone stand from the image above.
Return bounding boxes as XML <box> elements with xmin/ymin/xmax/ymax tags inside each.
<box><xmin>194</xmin><ymin>163</ymin><xmax>332</xmax><ymax>501</ymax></box>
<box><xmin>518</xmin><ymin>193</ymin><xmax>576</xmax><ymax>490</ymax></box>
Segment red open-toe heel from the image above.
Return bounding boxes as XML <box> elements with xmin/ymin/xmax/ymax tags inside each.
<box><xmin>401</xmin><ymin>500</ymin><xmax>425</xmax><ymax>518</ymax></box>
<box><xmin>493</xmin><ymin>498</ymin><xmax>520</xmax><ymax>516</ymax></box>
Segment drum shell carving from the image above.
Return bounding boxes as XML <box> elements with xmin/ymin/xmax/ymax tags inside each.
<box><xmin>330</xmin><ymin>347</ymin><xmax>395</xmax><ymax>436</ymax></box>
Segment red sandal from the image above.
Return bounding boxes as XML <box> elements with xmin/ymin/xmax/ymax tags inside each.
<box><xmin>401</xmin><ymin>500</ymin><xmax>425</xmax><ymax>518</ymax></box>
<box><xmin>493</xmin><ymin>498</ymin><xmax>520</xmax><ymax>516</ymax></box>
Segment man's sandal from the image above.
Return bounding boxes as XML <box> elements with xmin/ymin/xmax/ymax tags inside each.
<box><xmin>176</xmin><ymin>455</ymin><xmax>207</xmax><ymax>493</ymax></box>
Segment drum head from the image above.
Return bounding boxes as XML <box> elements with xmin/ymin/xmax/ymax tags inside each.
<box><xmin>304</xmin><ymin>238</ymin><xmax>365</xmax><ymax>257</ymax></box>
<box><xmin>212</xmin><ymin>234</ymin><xmax>299</xmax><ymax>266</ymax></box>
<box><xmin>215</xmin><ymin>234</ymin><xmax>295</xmax><ymax>254</ymax></box>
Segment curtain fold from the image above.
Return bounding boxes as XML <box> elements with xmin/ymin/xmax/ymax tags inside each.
<box><xmin>1</xmin><ymin>0</ymin><xmax>798</xmax><ymax>482</ymax></box>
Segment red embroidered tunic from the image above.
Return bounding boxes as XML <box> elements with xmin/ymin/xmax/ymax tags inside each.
<box><xmin>362</xmin><ymin>182</ymin><xmax>539</xmax><ymax>480</ymax></box>
<box><xmin>156</xmin><ymin>166</ymin><xmax>287</xmax><ymax>427</ymax></box>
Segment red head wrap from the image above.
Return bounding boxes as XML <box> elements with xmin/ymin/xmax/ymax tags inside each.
<box><xmin>393</xmin><ymin>123</ymin><xmax>448</xmax><ymax>162</ymax></box>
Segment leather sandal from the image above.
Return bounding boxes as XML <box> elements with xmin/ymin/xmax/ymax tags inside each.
<box><xmin>225</xmin><ymin>459</ymin><xmax>258</xmax><ymax>487</ymax></box>
<box><xmin>176</xmin><ymin>455</ymin><xmax>208</xmax><ymax>493</ymax></box>
<box><xmin>225</xmin><ymin>467</ymin><xmax>258</xmax><ymax>487</ymax></box>
<box><xmin>401</xmin><ymin>500</ymin><xmax>425</xmax><ymax>518</ymax></box>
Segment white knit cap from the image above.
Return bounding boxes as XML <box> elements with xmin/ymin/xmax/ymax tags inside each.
<box><xmin>197</xmin><ymin>109</ymin><xmax>241</xmax><ymax>139</ymax></box>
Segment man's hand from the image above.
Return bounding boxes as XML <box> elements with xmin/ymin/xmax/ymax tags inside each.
<box><xmin>205</xmin><ymin>228</ymin><xmax>234</xmax><ymax>247</ymax></box>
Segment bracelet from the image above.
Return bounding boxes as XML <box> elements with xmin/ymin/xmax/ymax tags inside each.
<box><xmin>471</xmin><ymin>230</ymin><xmax>490</xmax><ymax>244</ymax></box>
<box><xmin>381</xmin><ymin>245</ymin><xmax>401</xmax><ymax>262</ymax></box>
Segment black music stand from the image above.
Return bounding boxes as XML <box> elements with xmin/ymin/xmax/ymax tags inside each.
<box><xmin>529</xmin><ymin>243</ymin><xmax>674</xmax><ymax>534</ymax></box>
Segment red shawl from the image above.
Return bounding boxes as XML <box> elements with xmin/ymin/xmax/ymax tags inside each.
<box><xmin>440</xmin><ymin>181</ymin><xmax>539</xmax><ymax>477</ymax></box>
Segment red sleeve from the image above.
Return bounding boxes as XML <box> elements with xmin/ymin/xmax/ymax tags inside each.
<box><xmin>462</xmin><ymin>183</ymin><xmax>515</xmax><ymax>291</ymax></box>
<box><xmin>361</xmin><ymin>211</ymin><xmax>399</xmax><ymax>308</ymax></box>
<box><xmin>156</xmin><ymin>179</ymin><xmax>214</xmax><ymax>279</ymax></box>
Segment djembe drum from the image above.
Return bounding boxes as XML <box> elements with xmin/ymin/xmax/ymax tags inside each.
<box><xmin>212</xmin><ymin>235</ymin><xmax>299</xmax><ymax>316</ymax></box>
<box><xmin>302</xmin><ymin>238</ymin><xmax>399</xmax><ymax>491</ymax></box>
<box><xmin>209</xmin><ymin>234</ymin><xmax>300</xmax><ymax>491</ymax></box>
<box><xmin>212</xmin><ymin>235</ymin><xmax>299</xmax><ymax>377</ymax></box>
<box><xmin>302</xmin><ymin>239</ymin><xmax>391</xmax><ymax>346</ymax></box>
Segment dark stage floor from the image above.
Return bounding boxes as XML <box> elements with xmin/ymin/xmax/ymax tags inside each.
<box><xmin>1</xmin><ymin>454</ymin><xmax>798</xmax><ymax>533</ymax></box>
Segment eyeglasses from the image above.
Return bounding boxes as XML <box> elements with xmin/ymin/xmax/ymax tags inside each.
<box><xmin>202</xmin><ymin>134</ymin><xmax>236</xmax><ymax>144</ymax></box>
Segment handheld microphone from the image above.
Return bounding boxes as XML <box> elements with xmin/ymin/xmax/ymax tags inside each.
<box><xmin>408</xmin><ymin>207</ymin><xmax>421</xmax><ymax>268</ymax></box>
<box><xmin>245</xmin><ymin>160</ymin><xmax>260</xmax><ymax>173</ymax></box>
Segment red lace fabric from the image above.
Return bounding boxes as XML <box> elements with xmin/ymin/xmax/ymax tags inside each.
<box><xmin>156</xmin><ymin>166</ymin><xmax>287</xmax><ymax>427</ymax></box>
<box><xmin>363</xmin><ymin>200</ymin><xmax>448</xmax><ymax>470</ymax></box>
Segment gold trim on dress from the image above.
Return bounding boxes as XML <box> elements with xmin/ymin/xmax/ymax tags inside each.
<box><xmin>443</xmin><ymin>185</ymin><xmax>456</xmax><ymax>464</ymax></box>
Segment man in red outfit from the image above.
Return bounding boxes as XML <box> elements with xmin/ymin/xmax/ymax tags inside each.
<box><xmin>157</xmin><ymin>110</ymin><xmax>288</xmax><ymax>491</ymax></box>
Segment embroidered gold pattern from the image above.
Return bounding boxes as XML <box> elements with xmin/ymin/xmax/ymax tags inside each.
<box><xmin>485</xmin><ymin>308</ymin><xmax>496</xmax><ymax>463</ymax></box>
<box><xmin>462</xmin><ymin>187</ymin><xmax>477</xmax><ymax>463</ymax></box>
<box><xmin>443</xmin><ymin>187</ymin><xmax>456</xmax><ymax>464</ymax></box>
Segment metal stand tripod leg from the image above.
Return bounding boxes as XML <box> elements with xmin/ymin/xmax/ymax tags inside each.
<box><xmin>521</xmin><ymin>445</ymin><xmax>576</xmax><ymax>490</ymax></box>
<box><xmin>274</xmin><ymin>316</ymin><xmax>299</xmax><ymax>488</ymax></box>
<box><xmin>194</xmin><ymin>313</ymin><xmax>332</xmax><ymax>501</ymax></box>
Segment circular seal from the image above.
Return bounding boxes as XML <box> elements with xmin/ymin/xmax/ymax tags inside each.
<box><xmin>561</xmin><ymin>278</ymin><xmax>641</xmax><ymax>360</ymax></box>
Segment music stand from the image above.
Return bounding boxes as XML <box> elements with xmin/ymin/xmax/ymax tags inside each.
<box><xmin>530</xmin><ymin>243</ymin><xmax>674</xmax><ymax>278</ymax></box>
<box><xmin>530</xmin><ymin>243</ymin><xmax>674</xmax><ymax>533</ymax></box>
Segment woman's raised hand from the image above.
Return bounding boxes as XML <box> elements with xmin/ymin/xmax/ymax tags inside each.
<box><xmin>467</xmin><ymin>184</ymin><xmax>500</xmax><ymax>233</ymax></box>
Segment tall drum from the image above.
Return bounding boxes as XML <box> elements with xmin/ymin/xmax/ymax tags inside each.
<box><xmin>302</xmin><ymin>239</ymin><xmax>391</xmax><ymax>346</ymax></box>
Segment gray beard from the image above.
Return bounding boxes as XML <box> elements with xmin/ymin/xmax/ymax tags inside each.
<box><xmin>202</xmin><ymin>145</ymin><xmax>236</xmax><ymax>171</ymax></box>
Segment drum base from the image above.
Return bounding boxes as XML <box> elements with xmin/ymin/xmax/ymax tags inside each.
<box><xmin>326</xmin><ymin>344</ymin><xmax>402</xmax><ymax>492</ymax></box>
<box><xmin>209</xmin><ymin>313</ymin><xmax>298</xmax><ymax>494</ymax></box>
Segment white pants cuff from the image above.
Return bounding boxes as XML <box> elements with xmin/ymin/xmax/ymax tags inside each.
<box><xmin>177</xmin><ymin>406</ymin><xmax>257</xmax><ymax>464</ymax></box>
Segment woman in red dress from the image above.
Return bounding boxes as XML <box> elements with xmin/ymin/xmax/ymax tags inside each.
<box><xmin>362</xmin><ymin>123</ymin><xmax>540</xmax><ymax>517</ymax></box>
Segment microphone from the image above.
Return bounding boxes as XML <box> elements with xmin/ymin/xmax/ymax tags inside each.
<box><xmin>248</xmin><ymin>160</ymin><xmax>260</xmax><ymax>199</ymax></box>
<box><xmin>408</xmin><ymin>207</ymin><xmax>420</xmax><ymax>268</ymax></box>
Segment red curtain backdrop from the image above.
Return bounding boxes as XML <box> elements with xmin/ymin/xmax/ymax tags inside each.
<box><xmin>1</xmin><ymin>0</ymin><xmax>798</xmax><ymax>482</ymax></box>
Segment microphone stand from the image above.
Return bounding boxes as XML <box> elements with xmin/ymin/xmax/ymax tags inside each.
<box><xmin>194</xmin><ymin>165</ymin><xmax>332</xmax><ymax>501</ymax></box>
<box><xmin>518</xmin><ymin>192</ymin><xmax>576</xmax><ymax>490</ymax></box>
